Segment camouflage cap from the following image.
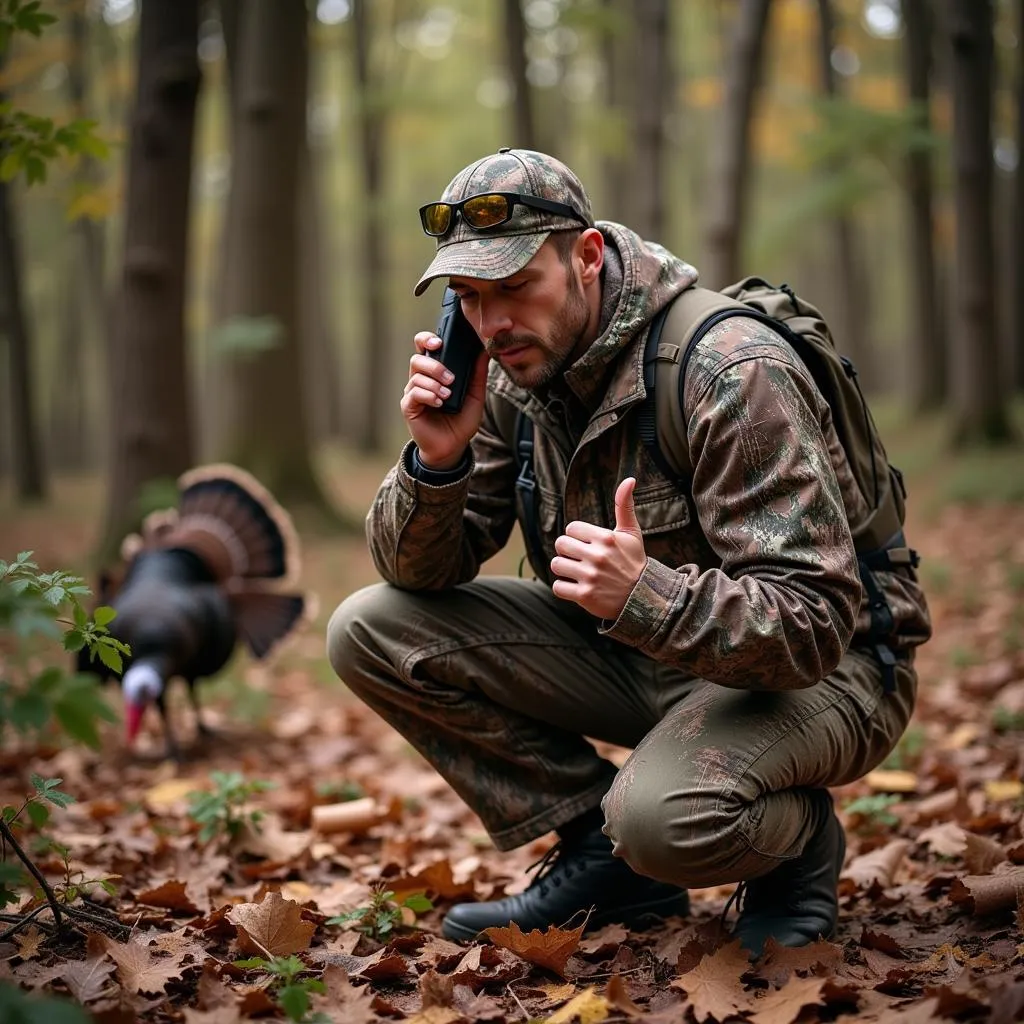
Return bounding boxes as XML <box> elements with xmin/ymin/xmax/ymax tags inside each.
<box><xmin>414</xmin><ymin>148</ymin><xmax>594</xmax><ymax>296</ymax></box>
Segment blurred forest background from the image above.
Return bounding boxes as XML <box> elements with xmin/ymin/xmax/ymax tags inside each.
<box><xmin>0</xmin><ymin>0</ymin><xmax>1022</xmax><ymax>562</ymax></box>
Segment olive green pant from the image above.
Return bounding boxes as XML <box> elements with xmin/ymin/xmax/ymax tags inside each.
<box><xmin>326</xmin><ymin>577</ymin><xmax>915</xmax><ymax>888</ymax></box>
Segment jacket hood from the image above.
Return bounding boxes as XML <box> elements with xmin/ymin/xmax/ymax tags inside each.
<box><xmin>562</xmin><ymin>221</ymin><xmax>698</xmax><ymax>409</ymax></box>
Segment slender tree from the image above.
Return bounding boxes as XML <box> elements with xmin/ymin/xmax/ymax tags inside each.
<box><xmin>1015</xmin><ymin>0</ymin><xmax>1024</xmax><ymax>391</ymax></box>
<box><xmin>944</xmin><ymin>0</ymin><xmax>1014</xmax><ymax>442</ymax></box>
<box><xmin>627</xmin><ymin>0</ymin><xmax>671</xmax><ymax>240</ymax></box>
<box><xmin>599</xmin><ymin>0</ymin><xmax>631</xmax><ymax>222</ymax></box>
<box><xmin>903</xmin><ymin>0</ymin><xmax>946</xmax><ymax>410</ymax></box>
<box><xmin>0</xmin><ymin>172</ymin><xmax>46</xmax><ymax>501</ymax></box>
<box><xmin>702</xmin><ymin>0</ymin><xmax>772</xmax><ymax>288</ymax></box>
<box><xmin>351</xmin><ymin>0</ymin><xmax>391</xmax><ymax>453</ymax></box>
<box><xmin>216</xmin><ymin>0</ymin><xmax>334</xmax><ymax>503</ymax></box>
<box><xmin>503</xmin><ymin>0</ymin><xmax>536</xmax><ymax>149</ymax></box>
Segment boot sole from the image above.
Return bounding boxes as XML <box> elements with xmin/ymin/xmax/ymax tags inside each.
<box><xmin>441</xmin><ymin>891</ymin><xmax>690</xmax><ymax>943</ymax></box>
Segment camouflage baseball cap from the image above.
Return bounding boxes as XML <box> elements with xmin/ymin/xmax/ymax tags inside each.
<box><xmin>414</xmin><ymin>148</ymin><xmax>594</xmax><ymax>296</ymax></box>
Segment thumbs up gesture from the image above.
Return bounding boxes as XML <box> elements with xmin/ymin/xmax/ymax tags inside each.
<box><xmin>551</xmin><ymin>478</ymin><xmax>648</xmax><ymax>621</ymax></box>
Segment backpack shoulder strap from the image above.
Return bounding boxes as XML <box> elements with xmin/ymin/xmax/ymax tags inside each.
<box><xmin>640</xmin><ymin>287</ymin><xmax>750</xmax><ymax>481</ymax></box>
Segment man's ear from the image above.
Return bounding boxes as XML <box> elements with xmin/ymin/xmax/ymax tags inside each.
<box><xmin>577</xmin><ymin>227</ymin><xmax>604</xmax><ymax>286</ymax></box>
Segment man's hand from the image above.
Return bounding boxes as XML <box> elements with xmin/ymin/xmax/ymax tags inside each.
<box><xmin>551</xmin><ymin>477</ymin><xmax>647</xmax><ymax>620</ymax></box>
<box><xmin>402</xmin><ymin>331</ymin><xmax>489</xmax><ymax>470</ymax></box>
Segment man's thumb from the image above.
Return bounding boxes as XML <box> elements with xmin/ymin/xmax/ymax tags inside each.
<box><xmin>614</xmin><ymin>477</ymin><xmax>642</xmax><ymax>537</ymax></box>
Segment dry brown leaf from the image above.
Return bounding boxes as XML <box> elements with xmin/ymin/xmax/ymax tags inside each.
<box><xmin>605</xmin><ymin>974</ymin><xmax>644</xmax><ymax>1017</ymax></box>
<box><xmin>578</xmin><ymin>923</ymin><xmax>628</xmax><ymax>957</ymax></box>
<box><xmin>670</xmin><ymin>940</ymin><xmax>753</xmax><ymax>1023</ymax></box>
<box><xmin>482</xmin><ymin>919</ymin><xmax>584</xmax><ymax>977</ymax></box>
<box><xmin>404</xmin><ymin>1008</ymin><xmax>464</xmax><ymax>1024</ymax></box>
<box><xmin>547</xmin><ymin>986</ymin><xmax>610</xmax><ymax>1024</ymax></box>
<box><xmin>841</xmin><ymin>839</ymin><xmax>911</xmax><ymax>889</ymax></box>
<box><xmin>419</xmin><ymin>967</ymin><xmax>455</xmax><ymax>1008</ymax></box>
<box><xmin>918</xmin><ymin>822</ymin><xmax>968</xmax><ymax>857</ymax></box>
<box><xmin>310</xmin><ymin>945</ymin><xmax>411</xmax><ymax>980</ymax></box>
<box><xmin>450</xmin><ymin>944</ymin><xmax>528</xmax><ymax>988</ymax></box>
<box><xmin>144</xmin><ymin>777</ymin><xmax>203</xmax><ymax>814</ymax></box>
<box><xmin>963</xmin><ymin>831</ymin><xmax>1009</xmax><ymax>874</ymax></box>
<box><xmin>54</xmin><ymin>940</ymin><xmax>116</xmax><ymax>1004</ymax></box>
<box><xmin>985</xmin><ymin>780</ymin><xmax>1024</xmax><ymax>803</ymax></box>
<box><xmin>536</xmin><ymin>981</ymin><xmax>577</xmax><ymax>1001</ymax></box>
<box><xmin>912</xmin><ymin>789</ymin><xmax>962</xmax><ymax>824</ymax></box>
<box><xmin>136</xmin><ymin>879</ymin><xmax>201</xmax><ymax>914</ymax></box>
<box><xmin>864</xmin><ymin>769</ymin><xmax>918</xmax><ymax>793</ymax></box>
<box><xmin>227</xmin><ymin>890</ymin><xmax>315</xmax><ymax>956</ymax></box>
<box><xmin>949</xmin><ymin>865</ymin><xmax>1024</xmax><ymax>916</ymax></box>
<box><xmin>388</xmin><ymin>858</ymin><xmax>477</xmax><ymax>901</ymax></box>
<box><xmin>749</xmin><ymin>975</ymin><xmax>826</xmax><ymax>1024</ymax></box>
<box><xmin>308</xmin><ymin>964</ymin><xmax>382</xmax><ymax>1024</ymax></box>
<box><xmin>12</xmin><ymin>926</ymin><xmax>46</xmax><ymax>961</ymax></box>
<box><xmin>752</xmin><ymin>938</ymin><xmax>843</xmax><ymax>987</ymax></box>
<box><xmin>183</xmin><ymin>1007</ymin><xmax>245</xmax><ymax>1024</ymax></box>
<box><xmin>99</xmin><ymin>934</ymin><xmax>186</xmax><ymax>995</ymax></box>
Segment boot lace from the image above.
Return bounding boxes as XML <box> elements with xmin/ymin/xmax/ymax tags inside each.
<box><xmin>526</xmin><ymin>840</ymin><xmax>577</xmax><ymax>898</ymax></box>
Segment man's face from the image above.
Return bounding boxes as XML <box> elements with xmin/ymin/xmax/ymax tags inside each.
<box><xmin>449</xmin><ymin>236</ymin><xmax>590</xmax><ymax>391</ymax></box>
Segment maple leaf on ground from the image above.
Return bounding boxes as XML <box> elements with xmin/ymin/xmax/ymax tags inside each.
<box><xmin>752</xmin><ymin>937</ymin><xmax>843</xmax><ymax>987</ymax></box>
<box><xmin>136</xmin><ymin>879</ymin><xmax>201</xmax><ymax>914</ymax></box>
<box><xmin>52</xmin><ymin>934</ymin><xmax>117</xmax><ymax>1004</ymax></box>
<box><xmin>841</xmin><ymin>839</ymin><xmax>911</xmax><ymax>889</ymax></box>
<box><xmin>605</xmin><ymin>974</ymin><xmax>644</xmax><ymax>1017</ymax></box>
<box><xmin>308</xmin><ymin>965</ymin><xmax>377</xmax><ymax>1024</ymax></box>
<box><xmin>670</xmin><ymin>939</ymin><xmax>753</xmax><ymax>1024</ymax></box>
<box><xmin>420</xmin><ymin>967</ymin><xmax>455</xmax><ymax>1008</ymax></box>
<box><xmin>99</xmin><ymin>933</ymin><xmax>186</xmax><ymax>995</ymax></box>
<box><xmin>227</xmin><ymin>890</ymin><xmax>316</xmax><ymax>956</ymax></box>
<box><xmin>449</xmin><ymin>943</ymin><xmax>529</xmax><ymax>989</ymax></box>
<box><xmin>917</xmin><ymin>822</ymin><xmax>968</xmax><ymax>858</ymax></box>
<box><xmin>749</xmin><ymin>975</ymin><xmax>827</xmax><ymax>1024</ymax></box>
<box><xmin>387</xmin><ymin>857</ymin><xmax>477</xmax><ymax>902</ymax></box>
<box><xmin>451</xmin><ymin>985</ymin><xmax>504</xmax><ymax>1021</ymax></box>
<box><xmin>309</xmin><ymin>945</ymin><xmax>411</xmax><ymax>981</ymax></box>
<box><xmin>482</xmin><ymin>919</ymin><xmax>584</xmax><ymax>977</ymax></box>
<box><xmin>404</xmin><ymin>1007</ymin><xmax>464</xmax><ymax>1024</ymax></box>
<box><xmin>579</xmin><ymin>923</ymin><xmax>628</xmax><ymax>958</ymax></box>
<box><xmin>12</xmin><ymin>926</ymin><xmax>46</xmax><ymax>961</ymax></box>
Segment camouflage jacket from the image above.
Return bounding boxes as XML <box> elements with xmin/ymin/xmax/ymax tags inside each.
<box><xmin>366</xmin><ymin>222</ymin><xmax>932</xmax><ymax>690</ymax></box>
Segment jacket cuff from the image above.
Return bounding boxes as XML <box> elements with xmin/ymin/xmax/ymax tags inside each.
<box><xmin>599</xmin><ymin>557</ymin><xmax>684</xmax><ymax>648</ymax></box>
<box><xmin>398</xmin><ymin>441</ymin><xmax>472</xmax><ymax>497</ymax></box>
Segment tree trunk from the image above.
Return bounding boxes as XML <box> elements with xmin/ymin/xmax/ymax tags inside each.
<box><xmin>902</xmin><ymin>0</ymin><xmax>946</xmax><ymax>411</ymax></box>
<box><xmin>600</xmin><ymin>0</ymin><xmax>630</xmax><ymax>222</ymax></box>
<box><xmin>217</xmin><ymin>0</ymin><xmax>332</xmax><ymax>503</ymax></box>
<box><xmin>503</xmin><ymin>0</ymin><xmax>536</xmax><ymax>149</ymax></box>
<box><xmin>352</xmin><ymin>0</ymin><xmax>390</xmax><ymax>453</ymax></box>
<box><xmin>815</xmin><ymin>0</ymin><xmax>872</xmax><ymax>384</ymax></box>
<box><xmin>627</xmin><ymin>0</ymin><xmax>670</xmax><ymax>240</ymax></box>
<box><xmin>0</xmin><ymin>176</ymin><xmax>46</xmax><ymax>501</ymax></box>
<box><xmin>97</xmin><ymin>0</ymin><xmax>201</xmax><ymax>560</ymax></box>
<box><xmin>944</xmin><ymin>0</ymin><xmax>1013</xmax><ymax>442</ymax></box>
<box><xmin>52</xmin><ymin>4</ymin><xmax>108</xmax><ymax>471</ymax></box>
<box><xmin>1015</xmin><ymin>0</ymin><xmax>1024</xmax><ymax>391</ymax></box>
<box><xmin>702</xmin><ymin>0</ymin><xmax>772</xmax><ymax>289</ymax></box>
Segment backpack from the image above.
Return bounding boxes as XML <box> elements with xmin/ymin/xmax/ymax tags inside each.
<box><xmin>506</xmin><ymin>276</ymin><xmax>919</xmax><ymax>691</ymax></box>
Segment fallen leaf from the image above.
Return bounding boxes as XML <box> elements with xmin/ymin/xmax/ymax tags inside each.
<box><xmin>136</xmin><ymin>879</ymin><xmax>201</xmax><ymax>914</ymax></box>
<box><xmin>309</xmin><ymin>946</ymin><xmax>411</xmax><ymax>981</ymax></box>
<box><xmin>917</xmin><ymin>822</ymin><xmax>968</xmax><ymax>857</ymax></box>
<box><xmin>605</xmin><ymin>974</ymin><xmax>644</xmax><ymax>1017</ymax></box>
<box><xmin>99</xmin><ymin>934</ymin><xmax>186</xmax><ymax>995</ymax></box>
<box><xmin>963</xmin><ymin>831</ymin><xmax>1008</xmax><ymax>874</ymax></box>
<box><xmin>670</xmin><ymin>940</ymin><xmax>753</xmax><ymax>1023</ymax></box>
<box><xmin>405</xmin><ymin>1008</ymin><xmax>463</xmax><ymax>1024</ymax></box>
<box><xmin>752</xmin><ymin>938</ymin><xmax>843</xmax><ymax>987</ymax></box>
<box><xmin>450</xmin><ymin>944</ymin><xmax>528</xmax><ymax>988</ymax></box>
<box><xmin>940</xmin><ymin>723</ymin><xmax>980</xmax><ymax>750</ymax></box>
<box><xmin>949</xmin><ymin>865</ymin><xmax>1024</xmax><ymax>916</ymax></box>
<box><xmin>388</xmin><ymin>858</ymin><xmax>477</xmax><ymax>901</ymax></box>
<box><xmin>912</xmin><ymin>789</ymin><xmax>962</xmax><ymax>824</ymax></box>
<box><xmin>750</xmin><ymin>975</ymin><xmax>826</xmax><ymax>1024</ymax></box>
<box><xmin>183</xmin><ymin>1007</ymin><xmax>245</xmax><ymax>1024</ymax></box>
<box><xmin>579</xmin><ymin>923</ymin><xmax>628</xmax><ymax>957</ymax></box>
<box><xmin>419</xmin><ymin>968</ymin><xmax>455</xmax><ymax>1008</ymax></box>
<box><xmin>841</xmin><ymin>839</ymin><xmax>910</xmax><ymax>889</ymax></box>
<box><xmin>309</xmin><ymin>965</ymin><xmax>377</xmax><ymax>1024</ymax></box>
<box><xmin>547</xmin><ymin>986</ymin><xmax>610</xmax><ymax>1023</ymax></box>
<box><xmin>144</xmin><ymin>777</ymin><xmax>203</xmax><ymax>814</ymax></box>
<box><xmin>859</xmin><ymin>928</ymin><xmax>906</xmax><ymax>957</ymax></box>
<box><xmin>985</xmin><ymin>779</ymin><xmax>1023</xmax><ymax>803</ymax></box>
<box><xmin>864</xmin><ymin>769</ymin><xmax>918</xmax><ymax>793</ymax></box>
<box><xmin>536</xmin><ymin>981</ymin><xmax>577</xmax><ymax>1001</ymax></box>
<box><xmin>227</xmin><ymin>890</ymin><xmax>315</xmax><ymax>956</ymax></box>
<box><xmin>55</xmin><ymin>940</ymin><xmax>116</xmax><ymax>1004</ymax></box>
<box><xmin>12</xmin><ymin>926</ymin><xmax>46</xmax><ymax>961</ymax></box>
<box><xmin>483</xmin><ymin>919</ymin><xmax>584</xmax><ymax>977</ymax></box>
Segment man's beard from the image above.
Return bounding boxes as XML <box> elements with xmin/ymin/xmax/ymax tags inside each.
<box><xmin>488</xmin><ymin>274</ymin><xmax>590</xmax><ymax>391</ymax></box>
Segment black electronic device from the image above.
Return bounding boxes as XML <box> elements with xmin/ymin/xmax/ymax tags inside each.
<box><xmin>435</xmin><ymin>287</ymin><xmax>481</xmax><ymax>413</ymax></box>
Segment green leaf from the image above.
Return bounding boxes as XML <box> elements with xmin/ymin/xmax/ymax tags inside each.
<box><xmin>25</xmin><ymin>801</ymin><xmax>49</xmax><ymax>829</ymax></box>
<box><xmin>9</xmin><ymin>689</ymin><xmax>49</xmax><ymax>731</ymax></box>
<box><xmin>92</xmin><ymin>606</ymin><xmax>116</xmax><ymax>627</ymax></box>
<box><xmin>96</xmin><ymin>641</ymin><xmax>122</xmax><ymax>673</ymax></box>
<box><xmin>278</xmin><ymin>984</ymin><xmax>310</xmax><ymax>1022</ymax></box>
<box><xmin>0</xmin><ymin>150</ymin><xmax>22</xmax><ymax>181</ymax></box>
<box><xmin>42</xmin><ymin>786</ymin><xmax>74</xmax><ymax>809</ymax></box>
<box><xmin>62</xmin><ymin>628</ymin><xmax>86</xmax><ymax>653</ymax></box>
<box><xmin>233</xmin><ymin>957</ymin><xmax>268</xmax><ymax>969</ymax></box>
<box><xmin>402</xmin><ymin>893</ymin><xmax>433</xmax><ymax>913</ymax></box>
<box><xmin>53</xmin><ymin>695</ymin><xmax>102</xmax><ymax>749</ymax></box>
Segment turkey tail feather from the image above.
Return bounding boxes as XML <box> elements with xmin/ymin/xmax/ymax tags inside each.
<box><xmin>230</xmin><ymin>591</ymin><xmax>313</xmax><ymax>660</ymax></box>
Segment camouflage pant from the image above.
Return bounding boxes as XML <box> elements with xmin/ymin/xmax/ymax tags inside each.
<box><xmin>326</xmin><ymin>577</ymin><xmax>916</xmax><ymax>888</ymax></box>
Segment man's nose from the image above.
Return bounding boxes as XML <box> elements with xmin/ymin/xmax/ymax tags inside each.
<box><xmin>474</xmin><ymin>296</ymin><xmax>513</xmax><ymax>340</ymax></box>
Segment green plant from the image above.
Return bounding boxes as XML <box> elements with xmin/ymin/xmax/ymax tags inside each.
<box><xmin>949</xmin><ymin>645</ymin><xmax>982</xmax><ymax>670</ymax></box>
<box><xmin>187</xmin><ymin>771</ymin><xmax>275</xmax><ymax>843</ymax></box>
<box><xmin>233</xmin><ymin>955</ymin><xmax>329</xmax><ymax>1024</ymax></box>
<box><xmin>1</xmin><ymin>776</ymin><xmax>125</xmax><ymax>942</ymax></box>
<box><xmin>842</xmin><ymin>793</ymin><xmax>901</xmax><ymax>832</ymax></box>
<box><xmin>313</xmin><ymin>780</ymin><xmax>365</xmax><ymax>802</ymax></box>
<box><xmin>992</xmin><ymin>707</ymin><xmax>1024</xmax><ymax>733</ymax></box>
<box><xmin>0</xmin><ymin>980</ymin><xmax>89</xmax><ymax>1024</ymax></box>
<box><xmin>0</xmin><ymin>1</ymin><xmax>108</xmax><ymax>187</ymax></box>
<box><xmin>1</xmin><ymin>551</ymin><xmax>125</xmax><ymax>748</ymax></box>
<box><xmin>325</xmin><ymin>884</ymin><xmax>433</xmax><ymax>941</ymax></box>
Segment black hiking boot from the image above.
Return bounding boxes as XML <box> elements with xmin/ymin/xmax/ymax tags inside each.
<box><xmin>731</xmin><ymin>790</ymin><xmax>846</xmax><ymax>957</ymax></box>
<box><xmin>441</xmin><ymin>826</ymin><xmax>690</xmax><ymax>942</ymax></box>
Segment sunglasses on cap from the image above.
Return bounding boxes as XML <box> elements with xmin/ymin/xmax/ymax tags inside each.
<box><xmin>419</xmin><ymin>191</ymin><xmax>589</xmax><ymax>237</ymax></box>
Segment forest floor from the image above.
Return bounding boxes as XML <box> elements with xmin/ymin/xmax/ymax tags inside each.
<box><xmin>2</xmin><ymin>408</ymin><xmax>1024</xmax><ymax>1023</ymax></box>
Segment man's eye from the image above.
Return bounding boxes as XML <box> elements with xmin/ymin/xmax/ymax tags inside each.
<box><xmin>504</xmin><ymin>281</ymin><xmax>528</xmax><ymax>292</ymax></box>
